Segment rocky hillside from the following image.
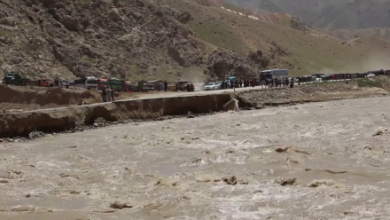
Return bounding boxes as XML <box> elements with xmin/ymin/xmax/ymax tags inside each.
<box><xmin>0</xmin><ymin>0</ymin><xmax>389</xmax><ymax>81</ymax></box>
<box><xmin>224</xmin><ymin>0</ymin><xmax>390</xmax><ymax>29</ymax></box>
<box><xmin>0</xmin><ymin>0</ymin><xmax>208</xmax><ymax>81</ymax></box>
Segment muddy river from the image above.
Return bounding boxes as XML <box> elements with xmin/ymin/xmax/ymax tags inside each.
<box><xmin>1</xmin><ymin>97</ymin><xmax>390</xmax><ymax>220</ymax></box>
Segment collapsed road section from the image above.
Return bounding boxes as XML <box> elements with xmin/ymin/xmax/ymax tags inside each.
<box><xmin>0</xmin><ymin>93</ymin><xmax>232</xmax><ymax>138</ymax></box>
<box><xmin>0</xmin><ymin>81</ymin><xmax>388</xmax><ymax>138</ymax></box>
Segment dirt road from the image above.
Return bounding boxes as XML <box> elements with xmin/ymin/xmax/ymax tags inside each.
<box><xmin>1</xmin><ymin>96</ymin><xmax>390</xmax><ymax>219</ymax></box>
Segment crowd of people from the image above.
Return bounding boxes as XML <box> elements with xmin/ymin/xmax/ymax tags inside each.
<box><xmin>220</xmin><ymin>78</ymin><xmax>294</xmax><ymax>89</ymax></box>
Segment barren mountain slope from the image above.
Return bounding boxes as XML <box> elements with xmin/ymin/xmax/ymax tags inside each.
<box><xmin>165</xmin><ymin>0</ymin><xmax>390</xmax><ymax>75</ymax></box>
<box><xmin>324</xmin><ymin>28</ymin><xmax>390</xmax><ymax>42</ymax></box>
<box><xmin>0</xmin><ymin>0</ymin><xmax>206</xmax><ymax>81</ymax></box>
<box><xmin>0</xmin><ymin>0</ymin><xmax>389</xmax><ymax>81</ymax></box>
<box><xmin>223</xmin><ymin>0</ymin><xmax>390</xmax><ymax>29</ymax></box>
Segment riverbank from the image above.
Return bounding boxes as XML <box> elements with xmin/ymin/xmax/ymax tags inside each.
<box><xmin>0</xmin><ymin>81</ymin><xmax>387</xmax><ymax>139</ymax></box>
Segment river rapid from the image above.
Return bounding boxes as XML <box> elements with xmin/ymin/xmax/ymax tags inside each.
<box><xmin>1</xmin><ymin>97</ymin><xmax>390</xmax><ymax>220</ymax></box>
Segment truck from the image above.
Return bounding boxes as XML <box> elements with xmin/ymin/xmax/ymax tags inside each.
<box><xmin>73</xmin><ymin>76</ymin><xmax>98</xmax><ymax>89</ymax></box>
<box><xmin>122</xmin><ymin>80</ymin><xmax>134</xmax><ymax>92</ymax></box>
<box><xmin>169</xmin><ymin>81</ymin><xmax>194</xmax><ymax>92</ymax></box>
<box><xmin>108</xmin><ymin>77</ymin><xmax>122</xmax><ymax>92</ymax></box>
<box><xmin>3</xmin><ymin>72</ymin><xmax>30</xmax><ymax>86</ymax></box>
<box><xmin>98</xmin><ymin>78</ymin><xmax>109</xmax><ymax>90</ymax></box>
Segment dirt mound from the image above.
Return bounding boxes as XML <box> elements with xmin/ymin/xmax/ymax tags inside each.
<box><xmin>0</xmin><ymin>85</ymin><xmax>101</xmax><ymax>111</ymax></box>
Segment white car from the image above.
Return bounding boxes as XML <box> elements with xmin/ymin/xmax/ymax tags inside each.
<box><xmin>366</xmin><ymin>73</ymin><xmax>375</xmax><ymax>78</ymax></box>
<box><xmin>204</xmin><ymin>82</ymin><xmax>219</xmax><ymax>90</ymax></box>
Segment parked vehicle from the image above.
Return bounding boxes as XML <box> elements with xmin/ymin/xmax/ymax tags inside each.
<box><xmin>215</xmin><ymin>81</ymin><xmax>222</xmax><ymax>89</ymax></box>
<box><xmin>204</xmin><ymin>82</ymin><xmax>219</xmax><ymax>90</ymax></box>
<box><xmin>74</xmin><ymin>76</ymin><xmax>98</xmax><ymax>89</ymax></box>
<box><xmin>3</xmin><ymin>72</ymin><xmax>29</xmax><ymax>86</ymax></box>
<box><xmin>108</xmin><ymin>77</ymin><xmax>122</xmax><ymax>91</ymax></box>
<box><xmin>122</xmin><ymin>80</ymin><xmax>134</xmax><ymax>92</ymax></box>
<box><xmin>260</xmin><ymin>69</ymin><xmax>289</xmax><ymax>81</ymax></box>
<box><xmin>176</xmin><ymin>81</ymin><xmax>190</xmax><ymax>91</ymax></box>
<box><xmin>98</xmin><ymin>78</ymin><xmax>109</xmax><ymax>90</ymax></box>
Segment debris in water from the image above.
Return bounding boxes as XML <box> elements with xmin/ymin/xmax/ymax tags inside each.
<box><xmin>187</xmin><ymin>111</ymin><xmax>195</xmax><ymax>118</ymax></box>
<box><xmin>101</xmin><ymin>210</ymin><xmax>116</xmax><ymax>213</ymax></box>
<box><xmin>222</xmin><ymin>176</ymin><xmax>248</xmax><ymax>185</ymax></box>
<box><xmin>110</xmin><ymin>202</ymin><xmax>133</xmax><ymax>209</ymax></box>
<box><xmin>294</xmin><ymin>149</ymin><xmax>310</xmax><ymax>155</ymax></box>
<box><xmin>226</xmin><ymin>149</ymin><xmax>235</xmax><ymax>154</ymax></box>
<box><xmin>155</xmin><ymin>180</ymin><xmax>163</xmax><ymax>186</ymax></box>
<box><xmin>69</xmin><ymin>190</ymin><xmax>81</xmax><ymax>194</ymax></box>
<box><xmin>223</xmin><ymin>176</ymin><xmax>237</xmax><ymax>185</ymax></box>
<box><xmin>373</xmin><ymin>130</ymin><xmax>384</xmax><ymax>136</ymax></box>
<box><xmin>325</xmin><ymin>170</ymin><xmax>347</xmax><ymax>174</ymax></box>
<box><xmin>308</xmin><ymin>179</ymin><xmax>335</xmax><ymax>187</ymax></box>
<box><xmin>198</xmin><ymin>179</ymin><xmax>211</xmax><ymax>183</ymax></box>
<box><xmin>278</xmin><ymin>177</ymin><xmax>297</xmax><ymax>186</ymax></box>
<box><xmin>59</xmin><ymin>173</ymin><xmax>80</xmax><ymax>179</ymax></box>
<box><xmin>343</xmin><ymin>211</ymin><xmax>354</xmax><ymax>215</ymax></box>
<box><xmin>10</xmin><ymin>206</ymin><xmax>35</xmax><ymax>212</ymax></box>
<box><xmin>275</xmin><ymin>147</ymin><xmax>290</xmax><ymax>153</ymax></box>
<box><xmin>0</xmin><ymin>179</ymin><xmax>9</xmax><ymax>183</ymax></box>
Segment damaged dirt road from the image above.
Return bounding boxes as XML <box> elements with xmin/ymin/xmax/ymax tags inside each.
<box><xmin>1</xmin><ymin>96</ymin><xmax>390</xmax><ymax>219</ymax></box>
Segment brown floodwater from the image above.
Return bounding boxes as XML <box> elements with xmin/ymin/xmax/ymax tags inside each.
<box><xmin>1</xmin><ymin>96</ymin><xmax>390</xmax><ymax>220</ymax></box>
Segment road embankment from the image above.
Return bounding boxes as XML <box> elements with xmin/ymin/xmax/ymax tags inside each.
<box><xmin>0</xmin><ymin>94</ymin><xmax>232</xmax><ymax>138</ymax></box>
<box><xmin>0</xmin><ymin>81</ymin><xmax>388</xmax><ymax>138</ymax></box>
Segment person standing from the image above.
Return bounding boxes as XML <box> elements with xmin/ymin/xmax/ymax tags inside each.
<box><xmin>290</xmin><ymin>77</ymin><xmax>294</xmax><ymax>88</ymax></box>
<box><xmin>106</xmin><ymin>86</ymin><xmax>112</xmax><ymax>101</ymax></box>
<box><xmin>111</xmin><ymin>88</ymin><xmax>115</xmax><ymax>101</ymax></box>
<box><xmin>102</xmin><ymin>86</ymin><xmax>107</xmax><ymax>102</ymax></box>
<box><xmin>164</xmin><ymin>80</ymin><xmax>168</xmax><ymax>92</ymax></box>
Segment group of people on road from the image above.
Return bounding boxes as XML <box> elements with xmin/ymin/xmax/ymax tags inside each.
<box><xmin>101</xmin><ymin>86</ymin><xmax>115</xmax><ymax>102</ymax></box>
<box><xmin>220</xmin><ymin>77</ymin><xmax>295</xmax><ymax>90</ymax></box>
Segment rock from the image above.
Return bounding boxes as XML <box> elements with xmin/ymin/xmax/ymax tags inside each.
<box><xmin>9</xmin><ymin>57</ymin><xmax>23</xmax><ymax>64</ymax></box>
<box><xmin>28</xmin><ymin>131</ymin><xmax>46</xmax><ymax>139</ymax></box>
<box><xmin>0</xmin><ymin>17</ymin><xmax>17</xmax><ymax>26</ymax></box>
<box><xmin>108</xmin><ymin>8</ymin><xmax>123</xmax><ymax>22</ymax></box>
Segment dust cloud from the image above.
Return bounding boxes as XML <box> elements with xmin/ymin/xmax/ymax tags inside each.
<box><xmin>1</xmin><ymin>97</ymin><xmax>390</xmax><ymax>219</ymax></box>
<box><xmin>321</xmin><ymin>50</ymin><xmax>390</xmax><ymax>74</ymax></box>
